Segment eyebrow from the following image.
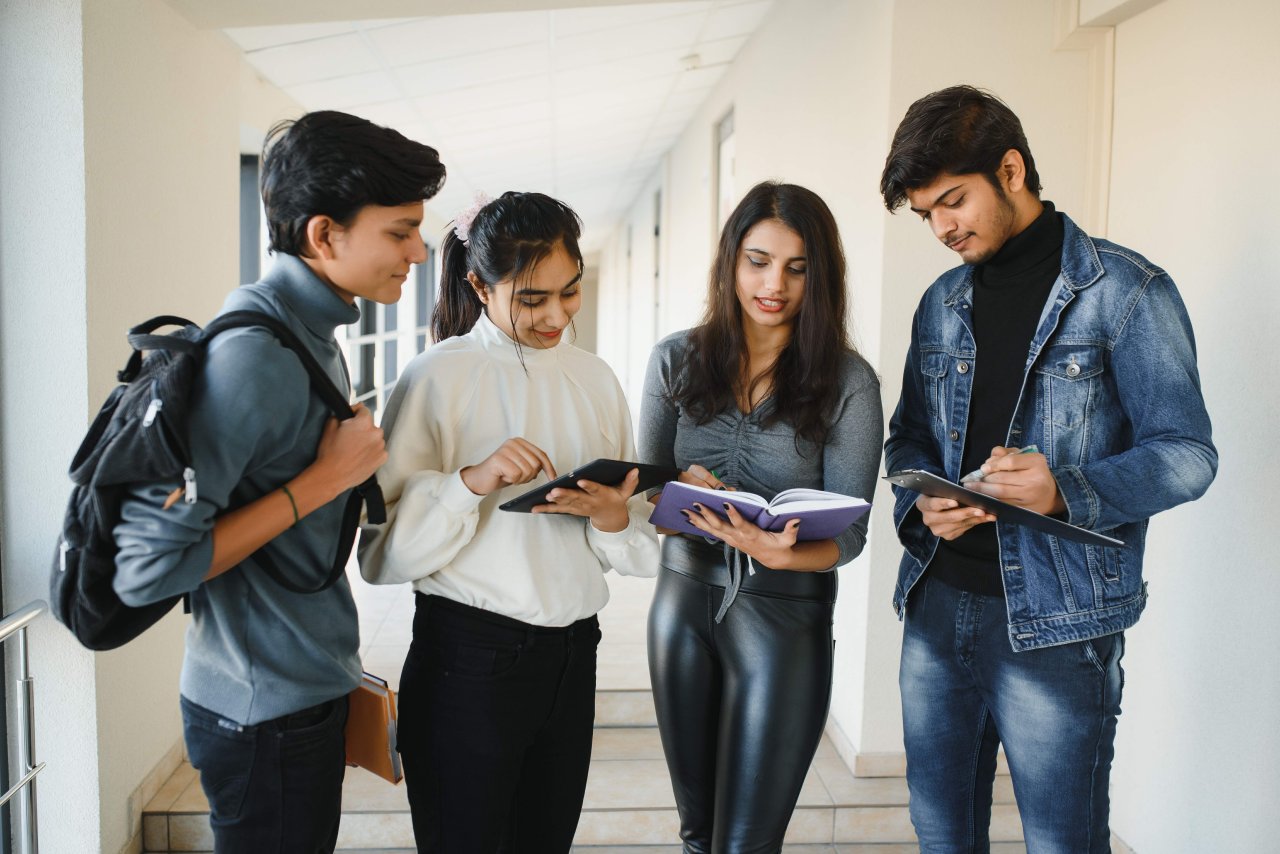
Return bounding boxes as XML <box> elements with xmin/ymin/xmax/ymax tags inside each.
<box><xmin>515</xmin><ymin>272</ymin><xmax>584</xmax><ymax>296</ymax></box>
<box><xmin>391</xmin><ymin>218</ymin><xmax>422</xmax><ymax>227</ymax></box>
<box><xmin>908</xmin><ymin>183</ymin><xmax>965</xmax><ymax>215</ymax></box>
<box><xmin>744</xmin><ymin>246</ymin><xmax>806</xmax><ymax>263</ymax></box>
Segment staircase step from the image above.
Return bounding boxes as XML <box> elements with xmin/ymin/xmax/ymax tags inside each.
<box><xmin>596</xmin><ymin>689</ymin><xmax>657</xmax><ymax>727</ymax></box>
<box><xmin>141</xmin><ymin>727</ymin><xmax>1022</xmax><ymax>851</ymax></box>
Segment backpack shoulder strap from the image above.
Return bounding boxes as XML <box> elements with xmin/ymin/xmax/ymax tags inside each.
<box><xmin>203</xmin><ymin>310</ymin><xmax>352</xmax><ymax>422</ymax></box>
<box><xmin>204</xmin><ymin>309</ymin><xmax>385</xmax><ymax>594</ymax></box>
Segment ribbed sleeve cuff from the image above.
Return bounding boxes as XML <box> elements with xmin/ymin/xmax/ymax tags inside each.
<box><xmin>587</xmin><ymin>517</ymin><xmax>637</xmax><ymax>547</ymax></box>
<box><xmin>439</xmin><ymin>470</ymin><xmax>488</xmax><ymax>514</ymax></box>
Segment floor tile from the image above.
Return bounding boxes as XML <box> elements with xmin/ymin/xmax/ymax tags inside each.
<box><xmin>783</xmin><ymin>807</ymin><xmax>834</xmax><ymax>843</ymax></box>
<box><xmin>168</xmin><ymin>774</ymin><xmax>209</xmax><ymax>813</ymax></box>
<box><xmin>595</xmin><ymin>690</ymin><xmax>657</xmax><ymax>726</ymax></box>
<box><xmin>597</xmin><ymin>641</ymin><xmax>650</xmax><ymax>690</ymax></box>
<box><xmin>334</xmin><ymin>812</ymin><xmax>416</xmax><ymax>849</ymax></box>
<box><xmin>590</xmin><ymin>726</ymin><xmax>665</xmax><ymax>760</ymax></box>
<box><xmin>832</xmin><ymin>806</ymin><xmax>916</xmax><ymax>844</ymax></box>
<box><xmin>341</xmin><ymin>765</ymin><xmax>411</xmax><ymax>812</ymax></box>
<box><xmin>582</xmin><ymin>759</ymin><xmax>675</xmax><ymax>810</ymax></box>
<box><xmin>142</xmin><ymin>814</ymin><xmax>168</xmax><ymax>853</ymax></box>
<box><xmin>573</xmin><ymin>809</ymin><xmax>681</xmax><ymax>846</ymax></box>
<box><xmin>166</xmin><ymin>813</ymin><xmax>214</xmax><ymax>851</ymax></box>
<box><xmin>143</xmin><ymin>763</ymin><xmax>198</xmax><ymax>813</ymax></box>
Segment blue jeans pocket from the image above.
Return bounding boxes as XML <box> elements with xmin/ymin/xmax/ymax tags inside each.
<box><xmin>181</xmin><ymin>697</ymin><xmax>256</xmax><ymax>823</ymax></box>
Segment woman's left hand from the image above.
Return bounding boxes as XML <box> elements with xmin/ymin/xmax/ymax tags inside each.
<box><xmin>682</xmin><ymin>501</ymin><xmax>800</xmax><ymax>568</ymax></box>
<box><xmin>532</xmin><ymin>468</ymin><xmax>640</xmax><ymax>533</ymax></box>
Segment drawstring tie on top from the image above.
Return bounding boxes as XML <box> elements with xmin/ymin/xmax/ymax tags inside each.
<box><xmin>714</xmin><ymin>542</ymin><xmax>757</xmax><ymax>623</ymax></box>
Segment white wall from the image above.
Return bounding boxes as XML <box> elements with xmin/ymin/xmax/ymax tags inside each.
<box><xmin>0</xmin><ymin>1</ymin><xmax>103</xmax><ymax>850</ymax></box>
<box><xmin>2</xmin><ymin>1</ymin><xmax>306</xmax><ymax>850</ymax></box>
<box><xmin>1105</xmin><ymin>1</ymin><xmax>1279</xmax><ymax>850</ymax></box>
<box><xmin>81</xmin><ymin>1</ymin><xmax>248</xmax><ymax>849</ymax></box>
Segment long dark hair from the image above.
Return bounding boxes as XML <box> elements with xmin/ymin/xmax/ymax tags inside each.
<box><xmin>433</xmin><ymin>191</ymin><xmax>584</xmax><ymax>343</ymax></box>
<box><xmin>673</xmin><ymin>181</ymin><xmax>853</xmax><ymax>448</ymax></box>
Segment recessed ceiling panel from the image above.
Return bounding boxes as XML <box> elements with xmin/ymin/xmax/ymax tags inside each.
<box><xmin>229</xmin><ymin>2</ymin><xmax>773</xmax><ymax>250</ymax></box>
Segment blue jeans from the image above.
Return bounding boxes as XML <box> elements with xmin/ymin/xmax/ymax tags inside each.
<box><xmin>181</xmin><ymin>694</ymin><xmax>349</xmax><ymax>854</ymax></box>
<box><xmin>900</xmin><ymin>576</ymin><xmax>1124</xmax><ymax>854</ymax></box>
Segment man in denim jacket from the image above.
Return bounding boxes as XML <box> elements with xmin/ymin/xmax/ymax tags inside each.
<box><xmin>881</xmin><ymin>86</ymin><xmax>1216</xmax><ymax>852</ymax></box>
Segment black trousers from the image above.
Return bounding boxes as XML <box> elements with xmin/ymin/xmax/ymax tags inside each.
<box><xmin>397</xmin><ymin>593</ymin><xmax>601</xmax><ymax>854</ymax></box>
<box><xmin>648</xmin><ymin>536</ymin><xmax>836</xmax><ymax>854</ymax></box>
<box><xmin>181</xmin><ymin>694</ymin><xmax>348</xmax><ymax>854</ymax></box>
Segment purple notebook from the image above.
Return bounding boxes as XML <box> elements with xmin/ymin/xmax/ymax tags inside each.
<box><xmin>650</xmin><ymin>481</ymin><xmax>870</xmax><ymax>542</ymax></box>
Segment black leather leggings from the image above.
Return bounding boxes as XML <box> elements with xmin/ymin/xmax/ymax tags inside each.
<box><xmin>647</xmin><ymin>536</ymin><xmax>836</xmax><ymax>854</ymax></box>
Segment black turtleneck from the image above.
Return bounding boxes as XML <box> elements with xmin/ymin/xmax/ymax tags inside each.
<box><xmin>930</xmin><ymin>201</ymin><xmax>1064</xmax><ymax>597</ymax></box>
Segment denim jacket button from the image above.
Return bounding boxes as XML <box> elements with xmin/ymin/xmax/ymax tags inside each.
<box><xmin>1066</xmin><ymin>363</ymin><xmax>1081</xmax><ymax>377</ymax></box>
<box><xmin>949</xmin><ymin>429</ymin><xmax>959</xmax><ymax>442</ymax></box>
<box><xmin>957</xmin><ymin>361</ymin><xmax>969</xmax><ymax>374</ymax></box>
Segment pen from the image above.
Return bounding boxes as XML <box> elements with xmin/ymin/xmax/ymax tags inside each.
<box><xmin>959</xmin><ymin>445</ymin><xmax>1040</xmax><ymax>484</ymax></box>
<box><xmin>710</xmin><ymin>469</ymin><xmax>727</xmax><ymax>491</ymax></box>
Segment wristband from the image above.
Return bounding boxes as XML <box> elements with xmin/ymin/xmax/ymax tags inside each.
<box><xmin>281</xmin><ymin>484</ymin><xmax>300</xmax><ymax>526</ymax></box>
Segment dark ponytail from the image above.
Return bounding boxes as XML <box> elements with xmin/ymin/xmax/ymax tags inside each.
<box><xmin>433</xmin><ymin>228</ymin><xmax>483</xmax><ymax>341</ymax></box>
<box><xmin>431</xmin><ymin>191</ymin><xmax>584</xmax><ymax>343</ymax></box>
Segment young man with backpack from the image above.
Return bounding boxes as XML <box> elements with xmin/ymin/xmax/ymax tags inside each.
<box><xmin>111</xmin><ymin>111</ymin><xmax>445</xmax><ymax>851</ymax></box>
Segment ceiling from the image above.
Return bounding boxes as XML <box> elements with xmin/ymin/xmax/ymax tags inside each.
<box><xmin>225</xmin><ymin>1</ymin><xmax>773</xmax><ymax>250</ymax></box>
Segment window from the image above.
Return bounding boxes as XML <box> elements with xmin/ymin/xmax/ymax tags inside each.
<box><xmin>236</xmin><ymin>163</ymin><xmax>437</xmax><ymax>419</ymax></box>
<box><xmin>341</xmin><ymin>244</ymin><xmax>437</xmax><ymax>418</ymax></box>
<box><xmin>239</xmin><ymin>155</ymin><xmax>262</xmax><ymax>284</ymax></box>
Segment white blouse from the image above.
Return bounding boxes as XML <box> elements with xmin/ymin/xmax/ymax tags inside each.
<box><xmin>358</xmin><ymin>313</ymin><xmax>659</xmax><ymax>627</ymax></box>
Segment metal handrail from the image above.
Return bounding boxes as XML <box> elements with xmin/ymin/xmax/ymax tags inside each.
<box><xmin>0</xmin><ymin>600</ymin><xmax>45</xmax><ymax>854</ymax></box>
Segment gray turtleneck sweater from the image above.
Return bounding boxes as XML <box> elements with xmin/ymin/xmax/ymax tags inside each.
<box><xmin>114</xmin><ymin>254</ymin><xmax>363</xmax><ymax>725</ymax></box>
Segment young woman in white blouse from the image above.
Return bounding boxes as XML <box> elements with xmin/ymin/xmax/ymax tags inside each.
<box><xmin>359</xmin><ymin>191</ymin><xmax>658</xmax><ymax>853</ymax></box>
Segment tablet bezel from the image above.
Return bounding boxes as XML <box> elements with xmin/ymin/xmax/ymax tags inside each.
<box><xmin>498</xmin><ymin>458</ymin><xmax>681</xmax><ymax>513</ymax></box>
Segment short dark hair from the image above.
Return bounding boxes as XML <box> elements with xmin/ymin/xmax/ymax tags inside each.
<box><xmin>260</xmin><ymin>110</ymin><xmax>446</xmax><ymax>257</ymax></box>
<box><xmin>433</xmin><ymin>191</ymin><xmax>584</xmax><ymax>344</ymax></box>
<box><xmin>880</xmin><ymin>85</ymin><xmax>1041</xmax><ymax>212</ymax></box>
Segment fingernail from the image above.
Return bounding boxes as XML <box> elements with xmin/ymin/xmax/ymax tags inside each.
<box><xmin>723</xmin><ymin>503</ymin><xmax>731</xmax><ymax>512</ymax></box>
<box><xmin>680</xmin><ymin>509</ymin><xmax>692</xmax><ymax>518</ymax></box>
<box><xmin>692</xmin><ymin>503</ymin><xmax>703</xmax><ymax>511</ymax></box>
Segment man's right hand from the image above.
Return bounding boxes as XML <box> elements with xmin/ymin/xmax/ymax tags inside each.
<box><xmin>915</xmin><ymin>494</ymin><xmax>996</xmax><ymax>541</ymax></box>
<box><xmin>312</xmin><ymin>403</ymin><xmax>387</xmax><ymax>500</ymax></box>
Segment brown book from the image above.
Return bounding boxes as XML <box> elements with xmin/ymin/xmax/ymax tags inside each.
<box><xmin>345</xmin><ymin>672</ymin><xmax>403</xmax><ymax>784</ymax></box>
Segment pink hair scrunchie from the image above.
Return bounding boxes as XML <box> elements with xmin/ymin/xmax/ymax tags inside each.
<box><xmin>452</xmin><ymin>191</ymin><xmax>493</xmax><ymax>245</ymax></box>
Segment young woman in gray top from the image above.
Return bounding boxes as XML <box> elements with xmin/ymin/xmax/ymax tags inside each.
<box><xmin>639</xmin><ymin>181</ymin><xmax>883</xmax><ymax>852</ymax></box>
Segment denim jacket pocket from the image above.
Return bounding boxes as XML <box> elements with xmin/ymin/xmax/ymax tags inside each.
<box><xmin>1035</xmin><ymin>344</ymin><xmax>1105</xmax><ymax>431</ymax></box>
<box><xmin>919</xmin><ymin>351</ymin><xmax>950</xmax><ymax>427</ymax></box>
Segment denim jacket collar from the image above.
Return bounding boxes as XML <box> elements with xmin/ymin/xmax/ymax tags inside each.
<box><xmin>941</xmin><ymin>211</ymin><xmax>1105</xmax><ymax>309</ymax></box>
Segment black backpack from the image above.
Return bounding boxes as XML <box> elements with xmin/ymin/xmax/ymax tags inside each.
<box><xmin>51</xmin><ymin>310</ymin><xmax>387</xmax><ymax>651</ymax></box>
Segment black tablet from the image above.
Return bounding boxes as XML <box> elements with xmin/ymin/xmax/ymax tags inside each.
<box><xmin>498</xmin><ymin>458</ymin><xmax>682</xmax><ymax>513</ymax></box>
<box><xmin>884</xmin><ymin>469</ymin><xmax>1124</xmax><ymax>548</ymax></box>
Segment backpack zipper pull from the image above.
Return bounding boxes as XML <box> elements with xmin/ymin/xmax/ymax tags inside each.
<box><xmin>142</xmin><ymin>398</ymin><xmax>163</xmax><ymax>427</ymax></box>
<box><xmin>59</xmin><ymin>538</ymin><xmax>71</xmax><ymax>572</ymax></box>
<box><xmin>183</xmin><ymin>467</ymin><xmax>197</xmax><ymax>504</ymax></box>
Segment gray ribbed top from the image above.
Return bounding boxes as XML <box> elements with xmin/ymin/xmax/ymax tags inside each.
<box><xmin>638</xmin><ymin>330</ymin><xmax>884</xmax><ymax>568</ymax></box>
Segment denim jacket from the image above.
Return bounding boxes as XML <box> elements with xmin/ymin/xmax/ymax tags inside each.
<box><xmin>885</xmin><ymin>212</ymin><xmax>1217</xmax><ymax>651</ymax></box>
